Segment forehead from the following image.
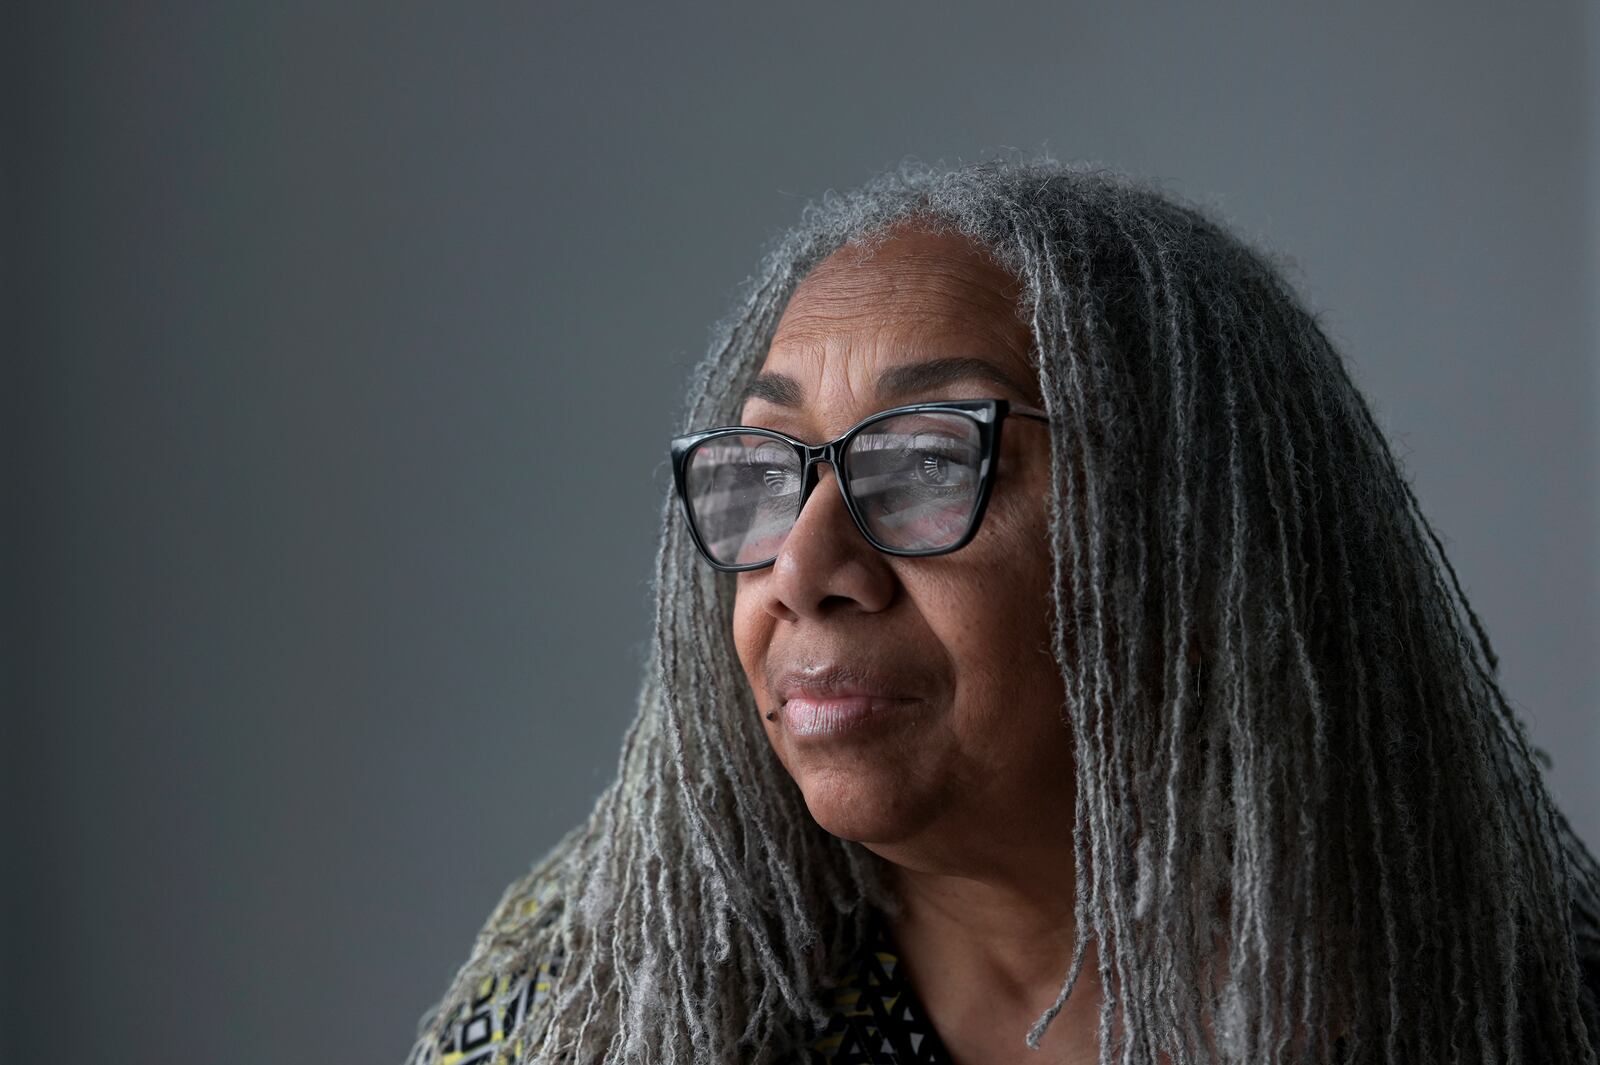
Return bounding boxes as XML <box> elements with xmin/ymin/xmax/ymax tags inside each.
<box><xmin>745</xmin><ymin>226</ymin><xmax>1039</xmax><ymax>419</ymax></box>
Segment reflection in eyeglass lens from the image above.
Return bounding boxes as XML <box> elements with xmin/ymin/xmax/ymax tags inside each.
<box><xmin>845</xmin><ymin>414</ymin><xmax>982</xmax><ymax>550</ymax></box>
<box><xmin>684</xmin><ymin>411</ymin><xmax>985</xmax><ymax>564</ymax></box>
<box><xmin>685</xmin><ymin>434</ymin><xmax>803</xmax><ymax>566</ymax></box>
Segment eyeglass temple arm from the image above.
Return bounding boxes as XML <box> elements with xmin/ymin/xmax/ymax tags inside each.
<box><xmin>1009</xmin><ymin>402</ymin><xmax>1052</xmax><ymax>423</ymax></box>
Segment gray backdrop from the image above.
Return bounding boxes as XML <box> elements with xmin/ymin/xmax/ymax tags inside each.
<box><xmin>6</xmin><ymin>3</ymin><xmax>1597</xmax><ymax>1062</ymax></box>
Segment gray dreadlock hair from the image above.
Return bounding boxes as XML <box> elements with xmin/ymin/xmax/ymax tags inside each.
<box><xmin>404</xmin><ymin>153</ymin><xmax>1600</xmax><ymax>1064</ymax></box>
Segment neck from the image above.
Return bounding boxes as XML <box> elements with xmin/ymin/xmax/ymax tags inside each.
<box><xmin>875</xmin><ymin>835</ymin><xmax>1107</xmax><ymax>1065</ymax></box>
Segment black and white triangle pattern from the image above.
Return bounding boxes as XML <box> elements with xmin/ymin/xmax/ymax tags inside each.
<box><xmin>809</xmin><ymin>911</ymin><xmax>951</xmax><ymax>1063</ymax></box>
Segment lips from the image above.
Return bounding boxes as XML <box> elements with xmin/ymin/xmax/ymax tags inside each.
<box><xmin>768</xmin><ymin>662</ymin><xmax>924</xmax><ymax>738</ymax></box>
<box><xmin>772</xmin><ymin>661</ymin><xmax>918</xmax><ymax>702</ymax></box>
<box><xmin>780</xmin><ymin>694</ymin><xmax>918</xmax><ymax>737</ymax></box>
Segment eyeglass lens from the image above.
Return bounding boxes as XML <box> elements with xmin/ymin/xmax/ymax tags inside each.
<box><xmin>683</xmin><ymin>411</ymin><xmax>984</xmax><ymax>567</ymax></box>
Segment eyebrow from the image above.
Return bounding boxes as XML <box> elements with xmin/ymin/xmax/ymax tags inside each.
<box><xmin>740</xmin><ymin>355</ymin><xmax>1035</xmax><ymax>410</ymax></box>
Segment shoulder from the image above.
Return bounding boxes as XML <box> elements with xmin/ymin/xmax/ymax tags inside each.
<box><xmin>406</xmin><ymin>947</ymin><xmax>564</xmax><ymax>1065</ymax></box>
<box><xmin>408</xmin><ymin>948</ymin><xmax>566</xmax><ymax>1065</ymax></box>
<box><xmin>406</xmin><ymin>867</ymin><xmax>570</xmax><ymax>1065</ymax></box>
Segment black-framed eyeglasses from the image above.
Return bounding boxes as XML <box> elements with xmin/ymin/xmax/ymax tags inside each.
<box><xmin>669</xmin><ymin>398</ymin><xmax>1051</xmax><ymax>572</ymax></box>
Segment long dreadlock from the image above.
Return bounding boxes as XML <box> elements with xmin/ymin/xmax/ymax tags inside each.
<box><xmin>404</xmin><ymin>153</ymin><xmax>1600</xmax><ymax>1064</ymax></box>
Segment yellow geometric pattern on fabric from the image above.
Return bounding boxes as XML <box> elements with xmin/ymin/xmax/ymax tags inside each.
<box><xmin>417</xmin><ymin>886</ymin><xmax>950</xmax><ymax>1064</ymax></box>
<box><xmin>412</xmin><ymin>872</ymin><xmax>566</xmax><ymax>1065</ymax></box>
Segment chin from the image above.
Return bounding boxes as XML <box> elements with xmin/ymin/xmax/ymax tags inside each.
<box><xmin>793</xmin><ymin>762</ymin><xmax>933</xmax><ymax>846</ymax></box>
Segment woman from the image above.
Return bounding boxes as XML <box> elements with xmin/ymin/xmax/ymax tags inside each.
<box><xmin>404</xmin><ymin>156</ymin><xmax>1600</xmax><ymax>1064</ymax></box>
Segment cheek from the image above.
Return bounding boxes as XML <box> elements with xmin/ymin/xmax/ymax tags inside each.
<box><xmin>731</xmin><ymin>583</ymin><xmax>772</xmax><ymax>698</ymax></box>
<box><xmin>928</xmin><ymin>496</ymin><xmax>1057</xmax><ymax>701</ymax></box>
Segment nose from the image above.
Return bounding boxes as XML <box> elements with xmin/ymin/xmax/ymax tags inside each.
<box><xmin>753</xmin><ymin>463</ymin><xmax>896</xmax><ymax>622</ymax></box>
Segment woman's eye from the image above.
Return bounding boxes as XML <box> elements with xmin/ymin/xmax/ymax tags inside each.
<box><xmin>744</xmin><ymin>445</ymin><xmax>798</xmax><ymax>497</ymax></box>
<box><xmin>902</xmin><ymin>444</ymin><xmax>975</xmax><ymax>489</ymax></box>
<box><xmin>914</xmin><ymin>450</ymin><xmax>953</xmax><ymax>485</ymax></box>
<box><xmin>761</xmin><ymin>467</ymin><xmax>791</xmax><ymax>495</ymax></box>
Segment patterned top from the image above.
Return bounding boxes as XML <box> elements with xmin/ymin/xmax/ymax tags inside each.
<box><xmin>415</xmin><ymin>903</ymin><xmax>948</xmax><ymax>1064</ymax></box>
<box><xmin>417</xmin><ymin>888</ymin><xmax>1460</xmax><ymax>1064</ymax></box>
<box><xmin>806</xmin><ymin>909</ymin><xmax>951</xmax><ymax>1063</ymax></box>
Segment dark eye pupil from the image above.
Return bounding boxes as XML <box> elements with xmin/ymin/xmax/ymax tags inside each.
<box><xmin>763</xmin><ymin>467</ymin><xmax>788</xmax><ymax>495</ymax></box>
<box><xmin>919</xmin><ymin>452</ymin><xmax>947</xmax><ymax>484</ymax></box>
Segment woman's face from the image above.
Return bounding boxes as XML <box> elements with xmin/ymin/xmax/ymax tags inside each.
<box><xmin>731</xmin><ymin>226</ymin><xmax>1075</xmax><ymax>862</ymax></box>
